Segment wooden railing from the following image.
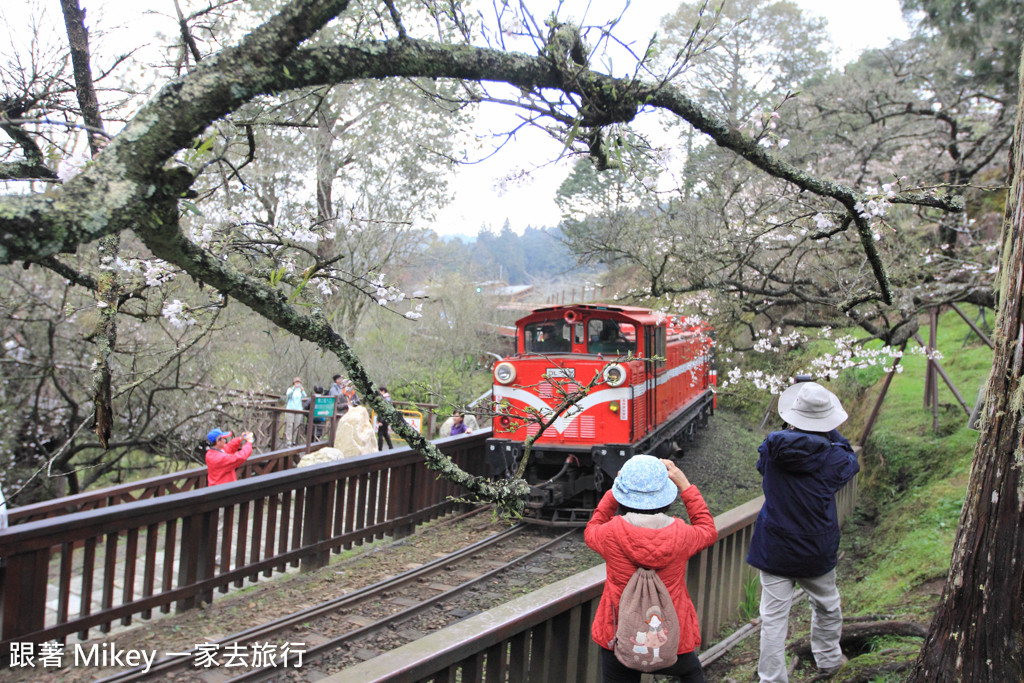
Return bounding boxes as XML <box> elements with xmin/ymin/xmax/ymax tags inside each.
<box><xmin>337</xmin><ymin>459</ymin><xmax>860</xmax><ymax>682</ymax></box>
<box><xmin>6</xmin><ymin>444</ymin><xmax>309</xmax><ymax>525</ymax></box>
<box><xmin>7</xmin><ymin>399</ymin><xmax>452</xmax><ymax>525</ymax></box>
<box><xmin>6</xmin><ymin>401</ymin><xmax>357</xmax><ymax>525</ymax></box>
<box><xmin>0</xmin><ymin>432</ymin><xmax>490</xmax><ymax>646</ymax></box>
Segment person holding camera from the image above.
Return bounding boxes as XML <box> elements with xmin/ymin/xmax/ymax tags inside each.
<box><xmin>284</xmin><ymin>377</ymin><xmax>307</xmax><ymax>445</ymax></box>
<box><xmin>748</xmin><ymin>382</ymin><xmax>860</xmax><ymax>682</ymax></box>
<box><xmin>205</xmin><ymin>428</ymin><xmax>255</xmax><ymax>486</ymax></box>
<box><xmin>585</xmin><ymin>455</ymin><xmax>718</xmax><ymax>683</ymax></box>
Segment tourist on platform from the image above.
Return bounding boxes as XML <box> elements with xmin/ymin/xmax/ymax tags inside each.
<box><xmin>450</xmin><ymin>410</ymin><xmax>473</xmax><ymax>436</ymax></box>
<box><xmin>376</xmin><ymin>385</ymin><xmax>394</xmax><ymax>450</ymax></box>
<box><xmin>284</xmin><ymin>377</ymin><xmax>307</xmax><ymax>445</ymax></box>
<box><xmin>205</xmin><ymin>429</ymin><xmax>254</xmax><ymax>486</ymax></box>
<box><xmin>343</xmin><ymin>379</ymin><xmax>360</xmax><ymax>408</ymax></box>
<box><xmin>748</xmin><ymin>382</ymin><xmax>860</xmax><ymax>682</ymax></box>
<box><xmin>328</xmin><ymin>374</ymin><xmax>350</xmax><ymax>414</ymax></box>
<box><xmin>311</xmin><ymin>385</ymin><xmax>327</xmax><ymax>439</ymax></box>
<box><xmin>585</xmin><ymin>455</ymin><xmax>718</xmax><ymax>683</ymax></box>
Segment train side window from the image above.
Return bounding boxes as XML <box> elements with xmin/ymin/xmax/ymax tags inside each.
<box><xmin>646</xmin><ymin>326</ymin><xmax>666</xmax><ymax>367</ymax></box>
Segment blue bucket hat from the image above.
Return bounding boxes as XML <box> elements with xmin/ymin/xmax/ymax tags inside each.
<box><xmin>612</xmin><ymin>455</ymin><xmax>678</xmax><ymax>510</ymax></box>
<box><xmin>206</xmin><ymin>428</ymin><xmax>232</xmax><ymax>445</ymax></box>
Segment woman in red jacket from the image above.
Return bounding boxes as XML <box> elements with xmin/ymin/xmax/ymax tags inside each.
<box><xmin>585</xmin><ymin>454</ymin><xmax>718</xmax><ymax>683</ymax></box>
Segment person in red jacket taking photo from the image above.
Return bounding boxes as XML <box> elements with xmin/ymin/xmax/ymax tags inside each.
<box><xmin>585</xmin><ymin>454</ymin><xmax>718</xmax><ymax>683</ymax></box>
<box><xmin>205</xmin><ymin>428</ymin><xmax>254</xmax><ymax>486</ymax></box>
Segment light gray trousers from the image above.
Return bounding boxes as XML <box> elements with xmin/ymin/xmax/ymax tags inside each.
<box><xmin>757</xmin><ymin>569</ymin><xmax>844</xmax><ymax>682</ymax></box>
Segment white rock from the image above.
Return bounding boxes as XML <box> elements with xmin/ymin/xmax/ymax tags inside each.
<box><xmin>333</xmin><ymin>406</ymin><xmax>377</xmax><ymax>456</ymax></box>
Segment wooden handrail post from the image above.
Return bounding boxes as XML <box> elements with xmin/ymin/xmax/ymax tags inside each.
<box><xmin>390</xmin><ymin>464</ymin><xmax>416</xmax><ymax>540</ymax></box>
<box><xmin>0</xmin><ymin>548</ymin><xmax>49</xmax><ymax>642</ymax></box>
<box><xmin>301</xmin><ymin>482</ymin><xmax>332</xmax><ymax>571</ymax></box>
<box><xmin>328</xmin><ymin>412</ymin><xmax>340</xmax><ymax>447</ymax></box>
<box><xmin>176</xmin><ymin>510</ymin><xmax>216</xmax><ymax>612</ymax></box>
<box><xmin>305</xmin><ymin>401</ymin><xmax>316</xmax><ymax>450</ymax></box>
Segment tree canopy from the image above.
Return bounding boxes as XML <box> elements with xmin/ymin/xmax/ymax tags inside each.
<box><xmin>0</xmin><ymin>0</ymin><xmax>973</xmax><ymax>510</ymax></box>
<box><xmin>2</xmin><ymin>0</ymin><xmax>1022</xmax><ymax>677</ymax></box>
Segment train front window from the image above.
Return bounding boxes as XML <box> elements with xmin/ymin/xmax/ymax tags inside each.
<box><xmin>587</xmin><ymin>319</ymin><xmax>636</xmax><ymax>355</ymax></box>
<box><xmin>525</xmin><ymin>321</ymin><xmax>571</xmax><ymax>353</ymax></box>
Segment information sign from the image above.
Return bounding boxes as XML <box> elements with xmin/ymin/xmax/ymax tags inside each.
<box><xmin>313</xmin><ymin>396</ymin><xmax>336</xmax><ymax>418</ymax></box>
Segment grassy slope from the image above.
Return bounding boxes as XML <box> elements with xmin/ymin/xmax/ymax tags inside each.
<box><xmin>705</xmin><ymin>308</ymin><xmax>992</xmax><ymax>681</ymax></box>
<box><xmin>844</xmin><ymin>308</ymin><xmax>990</xmax><ymax>614</ymax></box>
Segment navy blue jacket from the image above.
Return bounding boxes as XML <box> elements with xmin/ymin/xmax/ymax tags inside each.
<box><xmin>746</xmin><ymin>428</ymin><xmax>859</xmax><ymax>578</ymax></box>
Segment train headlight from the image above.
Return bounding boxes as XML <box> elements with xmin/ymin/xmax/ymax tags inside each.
<box><xmin>494</xmin><ymin>362</ymin><xmax>516</xmax><ymax>385</ymax></box>
<box><xmin>603</xmin><ymin>363</ymin><xmax>627</xmax><ymax>387</ymax></box>
<box><xmin>609</xmin><ymin>401</ymin><xmax>620</xmax><ymax>413</ymax></box>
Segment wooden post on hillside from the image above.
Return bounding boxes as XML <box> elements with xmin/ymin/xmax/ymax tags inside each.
<box><xmin>950</xmin><ymin>303</ymin><xmax>994</xmax><ymax>349</ymax></box>
<box><xmin>925</xmin><ymin>308</ymin><xmax>940</xmax><ymax>432</ymax></box>
<box><xmin>932</xmin><ymin>307</ymin><xmax>940</xmax><ymax>431</ymax></box>
<box><xmin>912</xmin><ymin>331</ymin><xmax>973</xmax><ymax>418</ymax></box>
<box><xmin>304</xmin><ymin>399</ymin><xmax>319</xmax><ymax>449</ymax></box>
<box><xmin>859</xmin><ymin>351</ymin><xmax>905</xmax><ymax>451</ymax></box>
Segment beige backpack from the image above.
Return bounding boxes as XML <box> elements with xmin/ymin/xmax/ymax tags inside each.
<box><xmin>610</xmin><ymin>567</ymin><xmax>680</xmax><ymax>672</ymax></box>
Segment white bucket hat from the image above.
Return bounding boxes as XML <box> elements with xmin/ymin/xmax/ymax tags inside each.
<box><xmin>778</xmin><ymin>382</ymin><xmax>848</xmax><ymax>432</ymax></box>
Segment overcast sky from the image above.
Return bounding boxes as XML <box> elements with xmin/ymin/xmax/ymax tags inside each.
<box><xmin>431</xmin><ymin>0</ymin><xmax>912</xmax><ymax>238</ymax></box>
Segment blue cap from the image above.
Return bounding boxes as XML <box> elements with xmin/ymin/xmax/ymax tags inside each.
<box><xmin>612</xmin><ymin>455</ymin><xmax>678</xmax><ymax>510</ymax></box>
<box><xmin>206</xmin><ymin>428</ymin><xmax>232</xmax><ymax>444</ymax></box>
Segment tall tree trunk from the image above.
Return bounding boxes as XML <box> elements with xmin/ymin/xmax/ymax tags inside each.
<box><xmin>906</xmin><ymin>44</ymin><xmax>1024</xmax><ymax>682</ymax></box>
<box><xmin>60</xmin><ymin>0</ymin><xmax>119</xmax><ymax>447</ymax></box>
<box><xmin>315</xmin><ymin>100</ymin><xmax>337</xmax><ymax>258</ymax></box>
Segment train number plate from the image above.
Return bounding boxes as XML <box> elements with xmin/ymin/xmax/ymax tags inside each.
<box><xmin>546</xmin><ymin>367</ymin><xmax>575</xmax><ymax>379</ymax></box>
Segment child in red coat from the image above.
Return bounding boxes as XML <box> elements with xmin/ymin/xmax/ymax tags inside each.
<box><xmin>585</xmin><ymin>455</ymin><xmax>718</xmax><ymax>683</ymax></box>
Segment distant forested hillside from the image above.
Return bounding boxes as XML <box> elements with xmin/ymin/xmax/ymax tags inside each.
<box><xmin>422</xmin><ymin>223</ymin><xmax>580</xmax><ymax>285</ymax></box>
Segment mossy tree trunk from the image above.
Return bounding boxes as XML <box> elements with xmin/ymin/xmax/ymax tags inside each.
<box><xmin>906</xmin><ymin>44</ymin><xmax>1024</xmax><ymax>682</ymax></box>
<box><xmin>60</xmin><ymin>0</ymin><xmax>120</xmax><ymax>450</ymax></box>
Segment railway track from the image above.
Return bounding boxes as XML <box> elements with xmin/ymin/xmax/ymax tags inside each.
<box><xmin>99</xmin><ymin>523</ymin><xmax>578</xmax><ymax>682</ymax></box>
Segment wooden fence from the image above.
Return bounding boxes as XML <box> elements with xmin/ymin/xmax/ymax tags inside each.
<box><xmin>7</xmin><ymin>444</ymin><xmax>308</xmax><ymax>526</ymax></box>
<box><xmin>6</xmin><ymin>398</ymin><xmax>355</xmax><ymax>526</ymax></box>
<box><xmin>7</xmin><ymin>396</ymin><xmax>457</xmax><ymax>526</ymax></box>
<box><xmin>336</xmin><ymin>461</ymin><xmax>860</xmax><ymax>682</ymax></box>
<box><xmin>0</xmin><ymin>432</ymin><xmax>490</xmax><ymax>646</ymax></box>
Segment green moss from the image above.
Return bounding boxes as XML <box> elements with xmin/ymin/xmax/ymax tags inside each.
<box><xmin>846</xmin><ymin>474</ymin><xmax>967</xmax><ymax>612</ymax></box>
<box><xmin>835</xmin><ymin>637</ymin><xmax>920</xmax><ymax>681</ymax></box>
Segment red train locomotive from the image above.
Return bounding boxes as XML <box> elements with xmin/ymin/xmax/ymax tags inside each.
<box><xmin>487</xmin><ymin>304</ymin><xmax>715</xmax><ymax>525</ymax></box>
